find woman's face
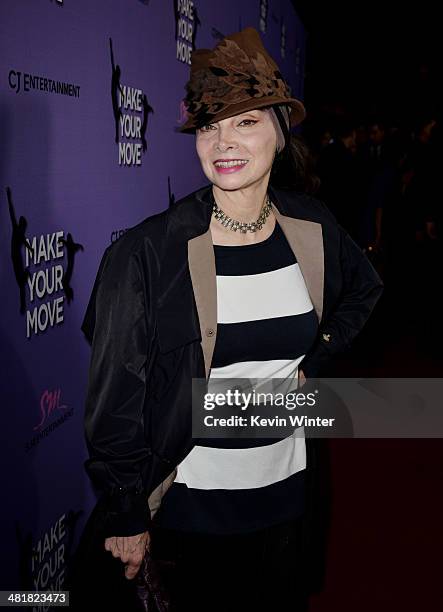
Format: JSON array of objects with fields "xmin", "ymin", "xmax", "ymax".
[{"xmin": 195, "ymin": 108, "xmax": 278, "ymax": 191}]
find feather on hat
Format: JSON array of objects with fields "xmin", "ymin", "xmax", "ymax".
[{"xmin": 178, "ymin": 27, "xmax": 306, "ymax": 133}]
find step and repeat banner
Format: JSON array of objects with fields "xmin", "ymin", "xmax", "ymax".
[{"xmin": 0, "ymin": 0, "xmax": 305, "ymax": 595}]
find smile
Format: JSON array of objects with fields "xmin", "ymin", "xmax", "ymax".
[{"xmin": 213, "ymin": 159, "xmax": 249, "ymax": 173}]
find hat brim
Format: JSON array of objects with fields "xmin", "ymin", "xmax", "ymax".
[{"xmin": 177, "ymin": 96, "xmax": 306, "ymax": 134}]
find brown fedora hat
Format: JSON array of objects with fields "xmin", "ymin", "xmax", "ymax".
[{"xmin": 178, "ymin": 26, "xmax": 306, "ymax": 133}]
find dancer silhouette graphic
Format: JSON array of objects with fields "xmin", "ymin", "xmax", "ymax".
[
  {"xmin": 192, "ymin": 6, "xmax": 201, "ymax": 49},
  {"xmin": 141, "ymin": 94, "xmax": 154, "ymax": 152},
  {"xmin": 15, "ymin": 524, "xmax": 34, "ymax": 590},
  {"xmin": 168, "ymin": 176, "xmax": 176, "ymax": 208},
  {"xmin": 58, "ymin": 233, "xmax": 84, "ymax": 304},
  {"xmin": 6, "ymin": 187, "xmax": 33, "ymax": 315},
  {"xmin": 110, "ymin": 38, "xmax": 124, "ymax": 144}
]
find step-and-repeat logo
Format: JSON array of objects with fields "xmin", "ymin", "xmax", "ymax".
[
  {"xmin": 26, "ymin": 388, "xmax": 73, "ymax": 452},
  {"xmin": 174, "ymin": 0, "xmax": 201, "ymax": 65},
  {"xmin": 110, "ymin": 227, "xmax": 129, "ymax": 244},
  {"xmin": 17, "ymin": 510, "xmax": 82, "ymax": 595},
  {"xmin": 8, "ymin": 69, "xmax": 79, "ymax": 97},
  {"xmin": 259, "ymin": 0, "xmax": 268, "ymax": 33},
  {"xmin": 6, "ymin": 188, "xmax": 83, "ymax": 339},
  {"xmin": 110, "ymin": 38, "xmax": 153, "ymax": 167}
]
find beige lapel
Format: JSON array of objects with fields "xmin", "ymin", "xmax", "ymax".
[
  {"xmin": 187, "ymin": 208, "xmax": 324, "ymax": 379},
  {"xmin": 188, "ymin": 230, "xmax": 217, "ymax": 379},
  {"xmin": 271, "ymin": 204, "xmax": 324, "ymax": 324}
]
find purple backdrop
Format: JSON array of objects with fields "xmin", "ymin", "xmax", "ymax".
[{"xmin": 0, "ymin": 0, "xmax": 305, "ymax": 594}]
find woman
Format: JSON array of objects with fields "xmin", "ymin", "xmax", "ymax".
[{"xmin": 69, "ymin": 27, "xmax": 383, "ymax": 612}]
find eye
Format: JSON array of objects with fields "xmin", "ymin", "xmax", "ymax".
[
  {"xmin": 198, "ymin": 123, "xmax": 216, "ymax": 132},
  {"xmin": 238, "ymin": 119, "xmax": 258, "ymax": 127}
]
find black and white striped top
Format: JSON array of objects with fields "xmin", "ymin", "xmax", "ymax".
[{"xmin": 153, "ymin": 221, "xmax": 319, "ymax": 534}]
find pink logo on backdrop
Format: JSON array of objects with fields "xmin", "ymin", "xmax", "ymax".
[{"xmin": 34, "ymin": 389, "xmax": 69, "ymax": 431}]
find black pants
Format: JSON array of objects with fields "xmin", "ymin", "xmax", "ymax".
[
  {"xmin": 149, "ymin": 515, "xmax": 309, "ymax": 612},
  {"xmin": 67, "ymin": 502, "xmax": 308, "ymax": 612}
]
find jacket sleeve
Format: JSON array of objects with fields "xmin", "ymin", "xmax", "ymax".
[
  {"xmin": 299, "ymin": 222, "xmax": 384, "ymax": 378},
  {"xmin": 81, "ymin": 241, "xmax": 153, "ymax": 537}
]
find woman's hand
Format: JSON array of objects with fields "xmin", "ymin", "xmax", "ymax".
[
  {"xmin": 104, "ymin": 531, "xmax": 151, "ymax": 580},
  {"xmin": 298, "ymin": 368, "xmax": 306, "ymax": 388}
]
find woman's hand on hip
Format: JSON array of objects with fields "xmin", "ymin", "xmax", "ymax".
[{"xmin": 104, "ymin": 531, "xmax": 151, "ymax": 580}]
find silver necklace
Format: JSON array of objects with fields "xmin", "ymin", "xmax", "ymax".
[{"xmin": 212, "ymin": 194, "xmax": 272, "ymax": 233}]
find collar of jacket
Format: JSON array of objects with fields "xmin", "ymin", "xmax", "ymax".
[{"xmin": 157, "ymin": 183, "xmax": 324, "ymax": 379}]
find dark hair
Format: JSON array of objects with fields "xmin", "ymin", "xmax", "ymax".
[{"xmin": 270, "ymin": 134, "xmax": 320, "ymax": 194}]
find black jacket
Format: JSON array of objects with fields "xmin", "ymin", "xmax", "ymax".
[{"xmin": 81, "ymin": 183, "xmax": 384, "ymax": 538}]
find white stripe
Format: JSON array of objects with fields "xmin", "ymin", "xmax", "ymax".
[
  {"xmin": 209, "ymin": 357, "xmax": 304, "ymax": 398},
  {"xmin": 216, "ymin": 263, "xmax": 313, "ymax": 324},
  {"xmin": 175, "ymin": 429, "xmax": 306, "ymax": 490},
  {"xmin": 210, "ymin": 356, "xmax": 305, "ymax": 381}
]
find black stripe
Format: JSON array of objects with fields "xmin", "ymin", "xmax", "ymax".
[
  {"xmin": 214, "ymin": 222, "xmax": 297, "ymax": 275},
  {"xmin": 212, "ymin": 309, "xmax": 318, "ymax": 367},
  {"xmin": 153, "ymin": 470, "xmax": 306, "ymax": 535}
]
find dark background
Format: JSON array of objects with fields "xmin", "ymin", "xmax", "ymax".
[
  {"xmin": 295, "ymin": 0, "xmax": 440, "ymax": 120},
  {"xmin": 289, "ymin": 4, "xmax": 443, "ymax": 611}
]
